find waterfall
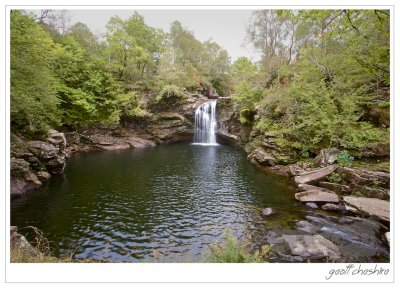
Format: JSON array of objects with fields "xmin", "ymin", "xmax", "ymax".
[{"xmin": 193, "ymin": 100, "xmax": 218, "ymax": 146}]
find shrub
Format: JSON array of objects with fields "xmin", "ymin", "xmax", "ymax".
[
  {"xmin": 336, "ymin": 150, "xmax": 354, "ymax": 167},
  {"xmin": 155, "ymin": 85, "xmax": 186, "ymax": 105},
  {"xmin": 239, "ymin": 109, "xmax": 255, "ymax": 124},
  {"xmin": 326, "ymin": 172, "xmax": 343, "ymax": 183},
  {"xmin": 206, "ymin": 228, "xmax": 270, "ymax": 263}
]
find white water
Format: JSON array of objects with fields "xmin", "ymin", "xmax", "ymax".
[{"xmin": 192, "ymin": 100, "xmax": 218, "ymax": 146}]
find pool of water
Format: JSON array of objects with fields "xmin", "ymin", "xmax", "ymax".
[{"xmin": 11, "ymin": 143, "xmax": 306, "ymax": 262}]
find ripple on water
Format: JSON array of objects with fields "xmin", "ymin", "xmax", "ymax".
[{"xmin": 11, "ymin": 143, "xmax": 387, "ymax": 262}]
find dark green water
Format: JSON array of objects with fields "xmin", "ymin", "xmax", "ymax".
[{"xmin": 11, "ymin": 143, "xmax": 306, "ymax": 262}]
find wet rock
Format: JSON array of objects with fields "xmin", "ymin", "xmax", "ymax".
[
  {"xmin": 314, "ymin": 148, "xmax": 340, "ymax": 166},
  {"xmin": 294, "ymin": 165, "xmax": 337, "ymax": 185},
  {"xmin": 127, "ymin": 136, "xmax": 156, "ymax": 148},
  {"xmin": 45, "ymin": 155, "xmax": 66, "ymax": 174},
  {"xmin": 295, "ymin": 188, "xmax": 339, "ymax": 203},
  {"xmin": 97, "ymin": 144, "xmax": 131, "ymax": 151},
  {"xmin": 337, "ymin": 167, "xmax": 389, "ymax": 189},
  {"xmin": 265, "ymin": 231, "xmax": 284, "ymax": 244},
  {"xmin": 10, "ymin": 157, "xmax": 30, "ymax": 177},
  {"xmin": 353, "ymin": 185, "xmax": 389, "ymax": 200},
  {"xmin": 36, "ymin": 171, "xmax": 51, "ymax": 182},
  {"xmin": 321, "ymin": 203, "xmax": 340, "ymax": 212},
  {"xmin": 318, "ymin": 181, "xmax": 351, "ymax": 194},
  {"xmin": 296, "ymin": 220, "xmax": 319, "ymax": 234},
  {"xmin": 343, "ymin": 196, "xmax": 390, "ymax": 222},
  {"xmin": 262, "ymin": 207, "xmax": 275, "ymax": 217},
  {"xmin": 28, "ymin": 141, "xmax": 58, "ymax": 159},
  {"xmin": 282, "ymin": 234, "xmax": 341, "ymax": 261},
  {"xmin": 305, "ymin": 202, "xmax": 318, "ymax": 209},
  {"xmin": 10, "ymin": 173, "xmax": 42, "ymax": 199}
]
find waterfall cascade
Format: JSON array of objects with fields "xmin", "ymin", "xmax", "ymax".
[{"xmin": 192, "ymin": 100, "xmax": 218, "ymax": 146}]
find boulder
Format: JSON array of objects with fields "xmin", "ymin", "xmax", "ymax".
[
  {"xmin": 249, "ymin": 147, "xmax": 277, "ymax": 166},
  {"xmin": 321, "ymin": 203, "xmax": 340, "ymax": 212},
  {"xmin": 314, "ymin": 148, "xmax": 340, "ymax": 166},
  {"xmin": 47, "ymin": 129, "xmax": 67, "ymax": 152},
  {"xmin": 262, "ymin": 207, "xmax": 275, "ymax": 217},
  {"xmin": 305, "ymin": 202, "xmax": 318, "ymax": 209},
  {"xmin": 295, "ymin": 188, "xmax": 339, "ymax": 203},
  {"xmin": 353, "ymin": 185, "xmax": 389, "ymax": 200},
  {"xmin": 296, "ymin": 220, "xmax": 319, "ymax": 234},
  {"xmin": 282, "ymin": 235, "xmax": 341, "ymax": 261},
  {"xmin": 44, "ymin": 155, "xmax": 66, "ymax": 174},
  {"xmin": 10, "ymin": 173, "xmax": 42, "ymax": 199},
  {"xmin": 36, "ymin": 171, "xmax": 51, "ymax": 182},
  {"xmin": 27, "ymin": 141, "xmax": 58, "ymax": 159},
  {"xmin": 337, "ymin": 167, "xmax": 390, "ymax": 189},
  {"xmin": 318, "ymin": 181, "xmax": 352, "ymax": 194},
  {"xmin": 294, "ymin": 165, "xmax": 337, "ymax": 185},
  {"xmin": 127, "ymin": 136, "xmax": 156, "ymax": 148},
  {"xmin": 10, "ymin": 227, "xmax": 36, "ymax": 256},
  {"xmin": 10, "ymin": 157, "xmax": 30, "ymax": 177},
  {"xmin": 343, "ymin": 196, "xmax": 390, "ymax": 222},
  {"xmin": 288, "ymin": 162, "xmax": 312, "ymax": 177}
]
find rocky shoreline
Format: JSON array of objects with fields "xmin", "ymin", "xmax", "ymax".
[{"xmin": 10, "ymin": 94, "xmax": 390, "ymax": 262}]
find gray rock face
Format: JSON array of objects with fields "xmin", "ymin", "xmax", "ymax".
[
  {"xmin": 262, "ymin": 207, "xmax": 275, "ymax": 216},
  {"xmin": 295, "ymin": 188, "xmax": 339, "ymax": 203},
  {"xmin": 11, "ymin": 226, "xmax": 36, "ymax": 256},
  {"xmin": 127, "ymin": 136, "xmax": 156, "ymax": 148},
  {"xmin": 249, "ymin": 147, "xmax": 276, "ymax": 166},
  {"xmin": 10, "ymin": 173, "xmax": 42, "ymax": 199},
  {"xmin": 294, "ymin": 165, "xmax": 337, "ymax": 184},
  {"xmin": 353, "ymin": 185, "xmax": 389, "ymax": 200},
  {"xmin": 10, "ymin": 157, "xmax": 30, "ymax": 177},
  {"xmin": 343, "ymin": 196, "xmax": 390, "ymax": 221},
  {"xmin": 337, "ymin": 167, "xmax": 390, "ymax": 189},
  {"xmin": 318, "ymin": 181, "xmax": 352, "ymax": 194},
  {"xmin": 321, "ymin": 203, "xmax": 340, "ymax": 212},
  {"xmin": 36, "ymin": 171, "xmax": 51, "ymax": 182},
  {"xmin": 28, "ymin": 141, "xmax": 58, "ymax": 159},
  {"xmin": 314, "ymin": 148, "xmax": 340, "ymax": 166},
  {"xmin": 305, "ymin": 202, "xmax": 318, "ymax": 209},
  {"xmin": 296, "ymin": 220, "xmax": 319, "ymax": 234},
  {"xmin": 282, "ymin": 234, "xmax": 341, "ymax": 260},
  {"xmin": 47, "ymin": 129, "xmax": 67, "ymax": 152}
]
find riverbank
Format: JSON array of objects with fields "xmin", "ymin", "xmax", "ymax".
[{"xmin": 10, "ymin": 94, "xmax": 390, "ymax": 263}]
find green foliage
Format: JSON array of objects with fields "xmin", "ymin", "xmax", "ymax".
[
  {"xmin": 207, "ymin": 228, "xmax": 270, "ymax": 263},
  {"xmin": 155, "ymin": 85, "xmax": 186, "ymax": 105},
  {"xmin": 326, "ymin": 172, "xmax": 343, "ymax": 183},
  {"xmin": 336, "ymin": 150, "xmax": 355, "ymax": 167},
  {"xmin": 239, "ymin": 109, "xmax": 255, "ymax": 125},
  {"xmin": 10, "ymin": 10, "xmax": 61, "ymax": 134},
  {"xmin": 352, "ymin": 191, "xmax": 365, "ymax": 198}
]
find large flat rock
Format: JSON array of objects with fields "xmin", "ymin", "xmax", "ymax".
[
  {"xmin": 282, "ymin": 234, "xmax": 340, "ymax": 260},
  {"xmin": 295, "ymin": 187, "xmax": 339, "ymax": 203},
  {"xmin": 294, "ymin": 165, "xmax": 337, "ymax": 184},
  {"xmin": 343, "ymin": 196, "xmax": 390, "ymax": 222}
]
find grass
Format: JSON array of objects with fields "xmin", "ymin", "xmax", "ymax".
[
  {"xmin": 11, "ymin": 226, "xmax": 271, "ymax": 263},
  {"xmin": 205, "ymin": 228, "xmax": 271, "ymax": 263},
  {"xmin": 10, "ymin": 226, "xmax": 98, "ymax": 263}
]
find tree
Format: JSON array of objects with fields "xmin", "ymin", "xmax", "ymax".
[
  {"xmin": 105, "ymin": 13, "xmax": 164, "ymax": 86},
  {"xmin": 10, "ymin": 10, "xmax": 61, "ymax": 134}
]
